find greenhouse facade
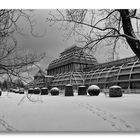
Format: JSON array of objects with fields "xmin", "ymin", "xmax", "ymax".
[
  {"xmin": 31, "ymin": 45, "xmax": 140, "ymax": 94},
  {"xmin": 48, "ymin": 55, "xmax": 140, "ymax": 93},
  {"xmin": 46, "ymin": 45, "xmax": 97, "ymax": 91},
  {"xmin": 84, "ymin": 56, "xmax": 140, "ymax": 93}
]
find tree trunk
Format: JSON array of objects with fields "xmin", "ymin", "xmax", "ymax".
[{"xmin": 119, "ymin": 9, "xmax": 140, "ymax": 59}]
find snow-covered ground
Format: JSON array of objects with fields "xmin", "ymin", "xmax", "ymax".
[{"xmin": 0, "ymin": 91, "xmax": 140, "ymax": 132}]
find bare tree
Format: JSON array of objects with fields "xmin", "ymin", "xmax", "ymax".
[
  {"xmin": 0, "ymin": 10, "xmax": 45, "ymax": 84},
  {"xmin": 46, "ymin": 9, "xmax": 140, "ymax": 60}
]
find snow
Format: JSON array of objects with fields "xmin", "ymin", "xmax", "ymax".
[
  {"xmin": 88, "ymin": 85, "xmax": 100, "ymax": 90},
  {"xmin": 42, "ymin": 87, "xmax": 48, "ymax": 89},
  {"xmin": 0, "ymin": 91, "xmax": 140, "ymax": 132},
  {"xmin": 50, "ymin": 87, "xmax": 59, "ymax": 91},
  {"xmin": 109, "ymin": 85, "xmax": 122, "ymax": 89}
]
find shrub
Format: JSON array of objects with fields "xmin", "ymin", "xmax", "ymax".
[
  {"xmin": 34, "ymin": 87, "xmax": 41, "ymax": 95},
  {"xmin": 50, "ymin": 87, "xmax": 59, "ymax": 96},
  {"xmin": 41, "ymin": 87, "xmax": 48, "ymax": 95},
  {"xmin": 28, "ymin": 88, "xmax": 34, "ymax": 94},
  {"xmin": 87, "ymin": 85, "xmax": 100, "ymax": 96},
  {"xmin": 65, "ymin": 84, "xmax": 74, "ymax": 96},
  {"xmin": 109, "ymin": 85, "xmax": 123, "ymax": 97},
  {"xmin": 78, "ymin": 86, "xmax": 87, "ymax": 95}
]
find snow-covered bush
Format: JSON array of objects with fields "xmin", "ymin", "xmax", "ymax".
[
  {"xmin": 34, "ymin": 87, "xmax": 41, "ymax": 95},
  {"xmin": 28, "ymin": 88, "xmax": 34, "ymax": 94},
  {"xmin": 78, "ymin": 86, "xmax": 87, "ymax": 95},
  {"xmin": 65, "ymin": 84, "xmax": 74, "ymax": 96},
  {"xmin": 87, "ymin": 85, "xmax": 100, "ymax": 96},
  {"xmin": 109, "ymin": 85, "xmax": 122, "ymax": 97},
  {"xmin": 41, "ymin": 87, "xmax": 48, "ymax": 95},
  {"xmin": 19, "ymin": 88, "xmax": 24, "ymax": 94},
  {"xmin": 50, "ymin": 87, "xmax": 59, "ymax": 96}
]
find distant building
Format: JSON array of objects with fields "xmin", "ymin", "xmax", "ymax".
[
  {"xmin": 28, "ymin": 70, "xmax": 54, "ymax": 89},
  {"xmin": 46, "ymin": 45, "xmax": 98, "ymax": 91},
  {"xmin": 47, "ymin": 45, "xmax": 97, "ymax": 75},
  {"xmin": 84, "ymin": 56, "xmax": 140, "ymax": 93},
  {"xmin": 31, "ymin": 45, "xmax": 140, "ymax": 94}
]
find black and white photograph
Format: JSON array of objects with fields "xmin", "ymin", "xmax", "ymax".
[{"xmin": 1, "ymin": 2, "xmax": 140, "ymax": 135}]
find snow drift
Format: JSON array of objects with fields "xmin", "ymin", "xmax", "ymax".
[{"xmin": 0, "ymin": 91, "xmax": 140, "ymax": 132}]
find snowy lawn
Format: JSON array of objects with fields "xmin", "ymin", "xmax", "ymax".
[{"xmin": 0, "ymin": 92, "xmax": 140, "ymax": 132}]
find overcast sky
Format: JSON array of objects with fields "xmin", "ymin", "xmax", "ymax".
[{"xmin": 15, "ymin": 10, "xmax": 135, "ymax": 73}]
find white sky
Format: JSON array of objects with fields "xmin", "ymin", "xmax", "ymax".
[{"xmin": 14, "ymin": 10, "xmax": 135, "ymax": 69}]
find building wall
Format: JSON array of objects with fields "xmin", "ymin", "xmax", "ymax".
[
  {"xmin": 48, "ymin": 62, "xmax": 88, "ymax": 75},
  {"xmin": 84, "ymin": 57, "xmax": 140, "ymax": 93},
  {"xmin": 47, "ymin": 46, "xmax": 97, "ymax": 75},
  {"xmin": 48, "ymin": 55, "xmax": 140, "ymax": 94},
  {"xmin": 46, "ymin": 45, "xmax": 140, "ymax": 93},
  {"xmin": 50, "ymin": 72, "xmax": 84, "ymax": 92}
]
